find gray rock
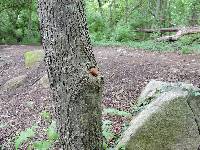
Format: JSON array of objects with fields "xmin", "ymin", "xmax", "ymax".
[
  {"xmin": 116, "ymin": 80, "xmax": 200, "ymax": 150},
  {"xmin": 2, "ymin": 75, "xmax": 27, "ymax": 91},
  {"xmin": 39, "ymin": 74, "xmax": 49, "ymax": 88}
]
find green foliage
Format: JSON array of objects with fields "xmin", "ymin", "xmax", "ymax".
[
  {"xmin": 1, "ymin": 0, "xmax": 200, "ymax": 52},
  {"xmin": 14, "ymin": 111, "xmax": 58, "ymax": 150},
  {"xmin": 181, "ymin": 46, "xmax": 192, "ymax": 54},
  {"xmin": 117, "ymin": 144, "xmax": 126, "ymax": 150},
  {"xmin": 113, "ymin": 25, "xmax": 135, "ymax": 42},
  {"xmin": 102, "ymin": 109, "xmax": 132, "ymax": 149},
  {"xmin": 15, "ymin": 126, "xmax": 37, "ymax": 150},
  {"xmin": 103, "ymin": 108, "xmax": 132, "ymax": 117},
  {"xmin": 177, "ymin": 33, "xmax": 200, "ymax": 54},
  {"xmin": 102, "ymin": 120, "xmax": 115, "ymax": 143},
  {"xmin": 46, "ymin": 121, "xmax": 59, "ymax": 141},
  {"xmin": 40, "ymin": 111, "xmax": 51, "ymax": 122},
  {"xmin": 32, "ymin": 141, "xmax": 52, "ymax": 150},
  {"xmin": 0, "ymin": 0, "xmax": 40, "ymax": 44}
]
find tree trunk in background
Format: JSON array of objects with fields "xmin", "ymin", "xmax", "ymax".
[
  {"xmin": 189, "ymin": 0, "xmax": 199, "ymax": 26},
  {"xmin": 149, "ymin": 0, "xmax": 168, "ymax": 28},
  {"xmin": 28, "ymin": 0, "xmax": 33, "ymax": 39},
  {"xmin": 97, "ymin": 0, "xmax": 104, "ymax": 17},
  {"xmin": 109, "ymin": 0, "xmax": 114, "ymax": 28},
  {"xmin": 125, "ymin": 0, "xmax": 128, "ymax": 23},
  {"xmin": 38, "ymin": 0, "xmax": 103, "ymax": 149}
]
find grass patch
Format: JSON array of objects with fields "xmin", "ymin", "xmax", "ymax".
[
  {"xmin": 93, "ymin": 38, "xmax": 200, "ymax": 53},
  {"xmin": 93, "ymin": 40, "xmax": 176, "ymax": 52}
]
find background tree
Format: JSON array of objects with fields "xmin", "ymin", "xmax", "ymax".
[
  {"xmin": 0, "ymin": 0, "xmax": 200, "ymax": 44},
  {"xmin": 38, "ymin": 0, "xmax": 103, "ymax": 149}
]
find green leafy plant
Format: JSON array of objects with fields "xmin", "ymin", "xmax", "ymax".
[
  {"xmin": 30, "ymin": 121, "xmax": 58, "ymax": 150},
  {"xmin": 14, "ymin": 111, "xmax": 59, "ymax": 150},
  {"xmin": 40, "ymin": 111, "xmax": 51, "ymax": 121},
  {"xmin": 117, "ymin": 143, "xmax": 126, "ymax": 150},
  {"xmin": 103, "ymin": 108, "xmax": 132, "ymax": 118},
  {"xmin": 102, "ymin": 120, "xmax": 114, "ymax": 149},
  {"xmin": 102, "ymin": 120, "xmax": 115, "ymax": 142},
  {"xmin": 32, "ymin": 141, "xmax": 52, "ymax": 150},
  {"xmin": 46, "ymin": 120, "xmax": 59, "ymax": 141},
  {"xmin": 190, "ymin": 90, "xmax": 200, "ymax": 97},
  {"xmin": 181, "ymin": 46, "xmax": 192, "ymax": 54},
  {"xmin": 15, "ymin": 126, "xmax": 38, "ymax": 150}
]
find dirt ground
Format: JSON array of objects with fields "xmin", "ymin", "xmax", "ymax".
[{"xmin": 1, "ymin": 45, "xmax": 200, "ymax": 149}]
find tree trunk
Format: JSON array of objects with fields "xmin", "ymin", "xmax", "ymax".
[
  {"xmin": 28, "ymin": 0, "xmax": 33, "ymax": 39},
  {"xmin": 37, "ymin": 0, "xmax": 103, "ymax": 149},
  {"xmin": 97, "ymin": 0, "xmax": 104, "ymax": 17},
  {"xmin": 109, "ymin": 0, "xmax": 114, "ymax": 28},
  {"xmin": 136, "ymin": 27, "xmax": 180, "ymax": 33},
  {"xmin": 125, "ymin": 0, "xmax": 128, "ymax": 23},
  {"xmin": 189, "ymin": 0, "xmax": 199, "ymax": 26},
  {"xmin": 157, "ymin": 27, "xmax": 200, "ymax": 41}
]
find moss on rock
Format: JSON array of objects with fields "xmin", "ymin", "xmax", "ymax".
[
  {"xmin": 2, "ymin": 75, "xmax": 27, "ymax": 91},
  {"xmin": 116, "ymin": 80, "xmax": 200, "ymax": 150},
  {"xmin": 24, "ymin": 50, "xmax": 44, "ymax": 68},
  {"xmin": 126, "ymin": 96, "xmax": 200, "ymax": 150}
]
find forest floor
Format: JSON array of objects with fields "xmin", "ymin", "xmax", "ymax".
[{"xmin": 1, "ymin": 45, "xmax": 200, "ymax": 149}]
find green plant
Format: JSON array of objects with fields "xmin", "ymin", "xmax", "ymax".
[
  {"xmin": 102, "ymin": 120, "xmax": 114, "ymax": 140},
  {"xmin": 32, "ymin": 141, "xmax": 52, "ymax": 150},
  {"xmin": 103, "ymin": 108, "xmax": 132, "ymax": 118},
  {"xmin": 102, "ymin": 120, "xmax": 115, "ymax": 149},
  {"xmin": 30, "ymin": 120, "xmax": 59, "ymax": 150},
  {"xmin": 117, "ymin": 143, "xmax": 126, "ymax": 150},
  {"xmin": 15, "ymin": 126, "xmax": 38, "ymax": 150},
  {"xmin": 181, "ymin": 46, "xmax": 192, "ymax": 54},
  {"xmin": 14, "ymin": 110, "xmax": 58, "ymax": 150},
  {"xmin": 113, "ymin": 25, "xmax": 135, "ymax": 42},
  {"xmin": 40, "ymin": 111, "xmax": 51, "ymax": 121},
  {"xmin": 15, "ymin": 121, "xmax": 58, "ymax": 150},
  {"xmin": 46, "ymin": 120, "xmax": 59, "ymax": 141}
]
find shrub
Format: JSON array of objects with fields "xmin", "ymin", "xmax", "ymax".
[{"xmin": 113, "ymin": 25, "xmax": 135, "ymax": 42}]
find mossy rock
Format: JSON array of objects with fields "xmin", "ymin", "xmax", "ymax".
[
  {"xmin": 2, "ymin": 75, "xmax": 27, "ymax": 91},
  {"xmin": 24, "ymin": 50, "xmax": 44, "ymax": 68},
  {"xmin": 132, "ymin": 80, "xmax": 198, "ymax": 114},
  {"xmin": 116, "ymin": 81, "xmax": 200, "ymax": 150}
]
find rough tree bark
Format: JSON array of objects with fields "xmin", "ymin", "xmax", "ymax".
[{"xmin": 38, "ymin": 0, "xmax": 103, "ymax": 149}]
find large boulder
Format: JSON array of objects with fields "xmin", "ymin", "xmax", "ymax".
[{"xmin": 116, "ymin": 80, "xmax": 200, "ymax": 150}]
